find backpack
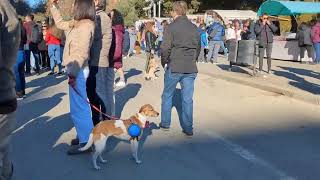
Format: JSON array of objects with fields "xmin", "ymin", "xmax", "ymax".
[{"xmin": 30, "ymin": 24, "xmax": 42, "ymax": 44}]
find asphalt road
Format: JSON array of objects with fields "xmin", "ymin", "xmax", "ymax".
[{"xmin": 12, "ymin": 55, "xmax": 320, "ymax": 180}]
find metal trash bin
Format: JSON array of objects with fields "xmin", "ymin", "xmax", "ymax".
[
  {"xmin": 227, "ymin": 39, "xmax": 238, "ymax": 63},
  {"xmin": 228, "ymin": 40, "xmax": 258, "ymax": 75}
]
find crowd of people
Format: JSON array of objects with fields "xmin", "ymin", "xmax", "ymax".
[
  {"xmin": 296, "ymin": 19, "xmax": 320, "ymax": 64},
  {"xmin": 2, "ymin": 0, "xmax": 200, "ymax": 177},
  {"xmin": 1, "ymin": 0, "xmax": 320, "ymax": 178},
  {"xmin": 13, "ymin": 14, "xmax": 66, "ymax": 99}
]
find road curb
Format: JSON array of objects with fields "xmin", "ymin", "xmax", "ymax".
[{"xmin": 203, "ymin": 72, "xmax": 320, "ymax": 106}]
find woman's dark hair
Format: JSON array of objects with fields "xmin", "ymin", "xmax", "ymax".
[
  {"xmin": 73, "ymin": 0, "xmax": 95, "ymax": 21},
  {"xmin": 162, "ymin": 20, "xmax": 169, "ymax": 30},
  {"xmin": 96, "ymin": 0, "xmax": 107, "ymax": 11},
  {"xmin": 299, "ymin": 22, "xmax": 308, "ymax": 29},
  {"xmin": 310, "ymin": 19, "xmax": 317, "ymax": 26},
  {"xmin": 111, "ymin": 9, "xmax": 124, "ymax": 26}
]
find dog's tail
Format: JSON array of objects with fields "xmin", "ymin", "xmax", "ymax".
[{"xmin": 79, "ymin": 133, "xmax": 94, "ymax": 151}]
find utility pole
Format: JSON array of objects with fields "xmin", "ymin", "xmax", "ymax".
[
  {"xmin": 153, "ymin": 1, "xmax": 156, "ymax": 18},
  {"xmin": 158, "ymin": 0, "xmax": 162, "ymax": 18}
]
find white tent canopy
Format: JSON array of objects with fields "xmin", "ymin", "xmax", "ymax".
[{"xmin": 205, "ymin": 10, "xmax": 258, "ymax": 24}]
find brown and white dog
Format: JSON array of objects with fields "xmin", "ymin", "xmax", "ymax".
[{"xmin": 79, "ymin": 104, "xmax": 159, "ymax": 170}]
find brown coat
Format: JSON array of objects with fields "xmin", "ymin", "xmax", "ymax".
[
  {"xmin": 50, "ymin": 6, "xmax": 95, "ymax": 77},
  {"xmin": 90, "ymin": 10, "xmax": 112, "ymax": 67},
  {"xmin": 0, "ymin": 0, "xmax": 20, "ymax": 114}
]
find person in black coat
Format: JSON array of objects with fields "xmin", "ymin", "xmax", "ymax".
[
  {"xmin": 160, "ymin": 1, "xmax": 201, "ymax": 136},
  {"xmin": 122, "ymin": 27, "xmax": 130, "ymax": 57},
  {"xmin": 296, "ymin": 22, "xmax": 315, "ymax": 63},
  {"xmin": 255, "ymin": 14, "xmax": 278, "ymax": 74}
]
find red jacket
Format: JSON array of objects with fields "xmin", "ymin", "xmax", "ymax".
[
  {"xmin": 45, "ymin": 30, "xmax": 61, "ymax": 45},
  {"xmin": 109, "ymin": 24, "xmax": 124, "ymax": 69}
]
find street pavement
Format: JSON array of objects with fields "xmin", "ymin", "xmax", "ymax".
[
  {"xmin": 12, "ymin": 55, "xmax": 320, "ymax": 180},
  {"xmin": 199, "ymin": 57, "xmax": 320, "ymax": 105}
]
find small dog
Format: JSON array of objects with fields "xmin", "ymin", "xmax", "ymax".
[
  {"xmin": 145, "ymin": 53, "xmax": 159, "ymax": 81},
  {"xmin": 79, "ymin": 104, "xmax": 159, "ymax": 170}
]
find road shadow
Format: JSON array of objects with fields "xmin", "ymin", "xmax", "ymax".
[
  {"xmin": 26, "ymin": 74, "xmax": 68, "ymax": 97},
  {"xmin": 115, "ymin": 83, "xmax": 142, "ymax": 118},
  {"xmin": 124, "ymin": 68, "xmax": 142, "ymax": 81},
  {"xmin": 139, "ymin": 122, "xmax": 160, "ymax": 150},
  {"xmin": 273, "ymin": 69, "xmax": 320, "ymax": 95},
  {"xmin": 278, "ymin": 66, "xmax": 320, "ymax": 80},
  {"xmin": 217, "ymin": 64, "xmax": 251, "ymax": 76},
  {"xmin": 172, "ymin": 88, "xmax": 191, "ymax": 130},
  {"xmin": 115, "ymin": 68, "xmax": 142, "ymax": 83},
  {"xmin": 13, "ymin": 117, "xmax": 320, "ymax": 180},
  {"xmin": 12, "ymin": 112, "xmax": 85, "ymax": 180},
  {"xmin": 15, "ymin": 93, "xmax": 66, "ymax": 132}
]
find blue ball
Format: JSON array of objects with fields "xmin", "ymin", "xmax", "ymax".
[{"xmin": 128, "ymin": 124, "xmax": 141, "ymax": 137}]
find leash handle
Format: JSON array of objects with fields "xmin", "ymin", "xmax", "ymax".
[{"xmin": 70, "ymin": 85, "xmax": 120, "ymax": 120}]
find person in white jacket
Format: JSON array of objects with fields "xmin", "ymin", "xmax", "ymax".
[
  {"xmin": 225, "ymin": 20, "xmax": 242, "ymax": 53},
  {"xmin": 226, "ymin": 20, "xmax": 242, "ymax": 41}
]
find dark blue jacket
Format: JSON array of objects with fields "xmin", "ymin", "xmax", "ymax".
[
  {"xmin": 122, "ymin": 30, "xmax": 130, "ymax": 54},
  {"xmin": 207, "ymin": 22, "xmax": 225, "ymax": 41}
]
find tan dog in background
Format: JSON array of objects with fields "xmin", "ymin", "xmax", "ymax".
[
  {"xmin": 145, "ymin": 53, "xmax": 159, "ymax": 80},
  {"xmin": 79, "ymin": 104, "xmax": 159, "ymax": 170}
]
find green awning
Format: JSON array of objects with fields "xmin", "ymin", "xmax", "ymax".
[{"xmin": 258, "ymin": 0, "xmax": 320, "ymax": 16}]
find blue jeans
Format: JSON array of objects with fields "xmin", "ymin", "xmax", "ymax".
[
  {"xmin": 161, "ymin": 69, "xmax": 197, "ymax": 133},
  {"xmin": 220, "ymin": 41, "xmax": 228, "ymax": 55},
  {"xmin": 141, "ymin": 40, "xmax": 146, "ymax": 51},
  {"xmin": 25, "ymin": 49, "xmax": 40, "ymax": 74},
  {"xmin": 314, "ymin": 42, "xmax": 320, "ymax": 63},
  {"xmin": 14, "ymin": 50, "xmax": 26, "ymax": 93},
  {"xmin": 69, "ymin": 68, "xmax": 94, "ymax": 143},
  {"xmin": 96, "ymin": 67, "xmax": 115, "ymax": 117},
  {"xmin": 48, "ymin": 44, "xmax": 62, "ymax": 73},
  {"xmin": 157, "ymin": 41, "xmax": 162, "ymax": 57},
  {"xmin": 207, "ymin": 41, "xmax": 222, "ymax": 62}
]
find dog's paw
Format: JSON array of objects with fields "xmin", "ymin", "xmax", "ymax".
[
  {"xmin": 99, "ymin": 156, "xmax": 107, "ymax": 164},
  {"xmin": 94, "ymin": 166, "xmax": 101, "ymax": 170},
  {"xmin": 100, "ymin": 159, "xmax": 108, "ymax": 164},
  {"xmin": 135, "ymin": 160, "xmax": 142, "ymax": 164}
]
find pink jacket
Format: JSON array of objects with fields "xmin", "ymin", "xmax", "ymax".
[{"xmin": 311, "ymin": 23, "xmax": 320, "ymax": 43}]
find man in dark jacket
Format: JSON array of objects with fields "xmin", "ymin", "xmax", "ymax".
[
  {"xmin": 122, "ymin": 27, "xmax": 130, "ymax": 57},
  {"xmin": 0, "ymin": 0, "xmax": 20, "ymax": 179},
  {"xmin": 255, "ymin": 14, "xmax": 278, "ymax": 74},
  {"xmin": 296, "ymin": 22, "xmax": 315, "ymax": 63},
  {"xmin": 23, "ymin": 14, "xmax": 41, "ymax": 75},
  {"xmin": 160, "ymin": 1, "xmax": 201, "ymax": 136}
]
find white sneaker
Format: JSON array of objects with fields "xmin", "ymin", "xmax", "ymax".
[{"xmin": 115, "ymin": 81, "xmax": 126, "ymax": 87}]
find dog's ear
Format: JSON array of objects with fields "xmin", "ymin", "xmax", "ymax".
[{"xmin": 139, "ymin": 104, "xmax": 153, "ymax": 113}]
